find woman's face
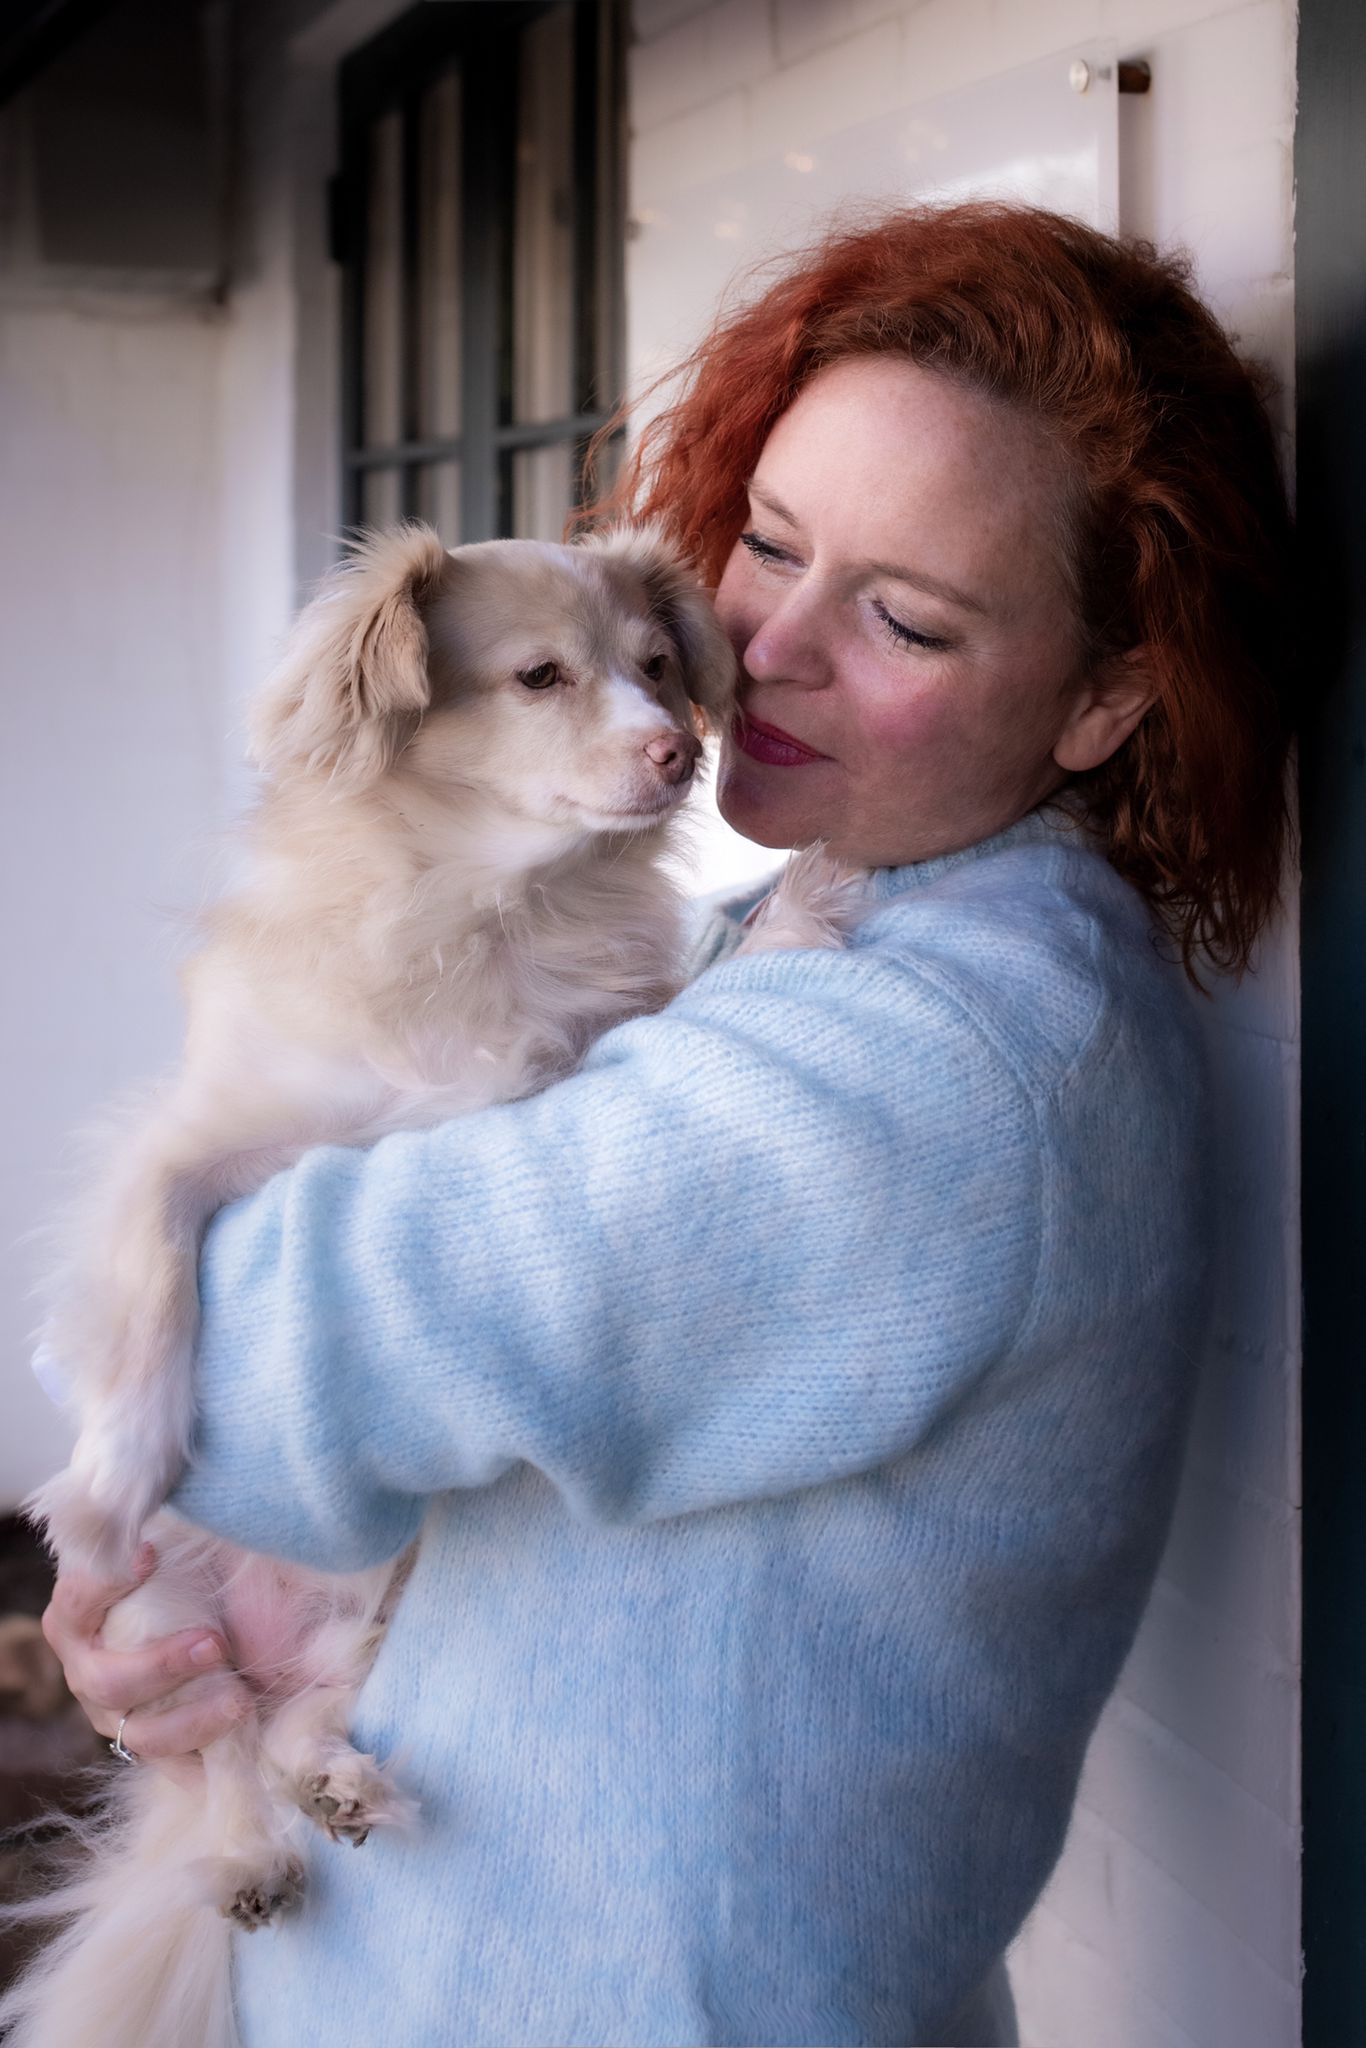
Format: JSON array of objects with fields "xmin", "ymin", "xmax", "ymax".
[{"xmin": 712, "ymin": 355, "xmax": 1145, "ymax": 868}]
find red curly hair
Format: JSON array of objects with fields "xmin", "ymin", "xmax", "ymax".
[{"xmin": 579, "ymin": 201, "xmax": 1293, "ymax": 984}]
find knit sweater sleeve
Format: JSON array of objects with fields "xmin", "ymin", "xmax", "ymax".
[{"xmin": 171, "ymin": 936, "xmax": 1046, "ymax": 1571}]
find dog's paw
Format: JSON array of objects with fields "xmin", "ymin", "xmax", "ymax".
[
  {"xmin": 210, "ymin": 1853, "xmax": 306, "ymax": 1930},
  {"xmin": 736, "ymin": 845, "xmax": 871, "ymax": 957},
  {"xmin": 296, "ymin": 1757, "xmax": 415, "ymax": 1846}
]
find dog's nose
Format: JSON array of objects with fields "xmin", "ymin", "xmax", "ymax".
[{"xmin": 643, "ymin": 731, "xmax": 701, "ymax": 785}]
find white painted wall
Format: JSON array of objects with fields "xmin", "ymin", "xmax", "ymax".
[
  {"xmin": 0, "ymin": 0, "xmax": 402, "ymax": 1504},
  {"xmin": 626, "ymin": 2, "xmax": 1300, "ymax": 2044},
  {"xmin": 0, "ymin": 295, "xmax": 227, "ymax": 1503}
]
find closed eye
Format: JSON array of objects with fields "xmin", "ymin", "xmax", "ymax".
[
  {"xmin": 871, "ymin": 600, "xmax": 950, "ymax": 654},
  {"xmin": 739, "ymin": 529, "xmax": 793, "ymax": 567},
  {"xmin": 743, "ymin": 530, "xmax": 950, "ymax": 653}
]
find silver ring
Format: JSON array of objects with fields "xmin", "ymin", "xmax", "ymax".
[{"xmin": 109, "ymin": 1714, "xmax": 139, "ymax": 1764}]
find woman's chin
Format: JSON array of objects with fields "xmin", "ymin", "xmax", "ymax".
[{"xmin": 716, "ymin": 757, "xmax": 813, "ymax": 850}]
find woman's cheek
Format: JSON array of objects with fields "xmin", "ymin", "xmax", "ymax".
[{"xmin": 859, "ymin": 682, "xmax": 960, "ymax": 767}]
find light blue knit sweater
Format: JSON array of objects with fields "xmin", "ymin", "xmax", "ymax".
[{"xmin": 172, "ymin": 804, "xmax": 1213, "ymax": 2048}]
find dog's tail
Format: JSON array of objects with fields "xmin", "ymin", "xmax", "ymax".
[{"xmin": 0, "ymin": 1767, "xmax": 242, "ymax": 2048}]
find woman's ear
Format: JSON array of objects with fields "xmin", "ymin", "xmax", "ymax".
[
  {"xmin": 585, "ymin": 523, "xmax": 738, "ymax": 730},
  {"xmin": 1052, "ymin": 648, "xmax": 1158, "ymax": 774},
  {"xmin": 249, "ymin": 524, "xmax": 453, "ymax": 785}
]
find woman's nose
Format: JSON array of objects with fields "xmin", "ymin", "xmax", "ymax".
[{"xmin": 742, "ymin": 584, "xmax": 830, "ymax": 689}]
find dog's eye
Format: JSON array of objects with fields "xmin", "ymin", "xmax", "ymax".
[
  {"xmin": 518, "ymin": 661, "xmax": 560, "ymax": 691},
  {"xmin": 642, "ymin": 653, "xmax": 669, "ymax": 682}
]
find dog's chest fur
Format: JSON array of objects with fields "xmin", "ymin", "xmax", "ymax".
[{"xmin": 187, "ymin": 812, "xmax": 687, "ymax": 1147}]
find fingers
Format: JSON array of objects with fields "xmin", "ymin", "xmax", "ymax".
[
  {"xmin": 67, "ymin": 1626, "xmax": 234, "ymax": 1718},
  {"xmin": 42, "ymin": 1547, "xmax": 240, "ymax": 1761},
  {"xmin": 42, "ymin": 1542, "xmax": 156, "ymax": 1650},
  {"xmin": 90, "ymin": 1674, "xmax": 253, "ymax": 1764},
  {"xmin": 42, "ymin": 1547, "xmax": 250, "ymax": 1767}
]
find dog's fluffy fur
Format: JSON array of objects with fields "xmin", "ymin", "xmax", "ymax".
[{"xmin": 3, "ymin": 521, "xmax": 752, "ymax": 2048}]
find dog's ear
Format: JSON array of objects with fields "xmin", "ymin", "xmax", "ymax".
[
  {"xmin": 249, "ymin": 524, "xmax": 453, "ymax": 785},
  {"xmin": 584, "ymin": 523, "xmax": 737, "ymax": 730}
]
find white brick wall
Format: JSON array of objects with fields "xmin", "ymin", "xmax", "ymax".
[{"xmin": 626, "ymin": 3, "xmax": 1300, "ymax": 2042}]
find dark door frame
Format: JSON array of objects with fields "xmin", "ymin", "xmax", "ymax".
[{"xmin": 1297, "ymin": 0, "xmax": 1366, "ymax": 2035}]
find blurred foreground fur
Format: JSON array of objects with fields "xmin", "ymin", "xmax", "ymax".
[{"xmin": 0, "ymin": 1526, "xmax": 102, "ymax": 2006}]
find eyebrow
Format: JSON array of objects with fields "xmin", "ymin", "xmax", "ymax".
[{"xmin": 746, "ymin": 479, "xmax": 989, "ymax": 616}]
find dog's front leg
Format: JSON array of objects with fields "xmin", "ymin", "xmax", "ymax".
[
  {"xmin": 33, "ymin": 1134, "xmax": 212, "ymax": 1573},
  {"xmin": 34, "ymin": 1121, "xmax": 314, "ymax": 1573}
]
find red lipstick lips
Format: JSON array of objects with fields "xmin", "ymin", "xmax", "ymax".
[{"xmin": 733, "ymin": 713, "xmax": 828, "ymax": 767}]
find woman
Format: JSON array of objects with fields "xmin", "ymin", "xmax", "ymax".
[{"xmin": 41, "ymin": 202, "xmax": 1292, "ymax": 2047}]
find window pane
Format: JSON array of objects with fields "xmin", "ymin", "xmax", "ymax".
[
  {"xmin": 587, "ymin": 8, "xmax": 620, "ymax": 410},
  {"xmin": 512, "ymin": 443, "xmax": 575, "ymax": 542},
  {"xmin": 416, "ymin": 462, "xmax": 461, "ymax": 543},
  {"xmin": 582, "ymin": 426, "xmax": 623, "ymax": 508},
  {"xmin": 361, "ymin": 466, "xmax": 403, "ymax": 528},
  {"xmin": 417, "ymin": 70, "xmax": 461, "ymax": 441},
  {"xmin": 513, "ymin": 5, "xmax": 576, "ymax": 425},
  {"xmin": 362, "ymin": 110, "xmax": 403, "ymax": 450}
]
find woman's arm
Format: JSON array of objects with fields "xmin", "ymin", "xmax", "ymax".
[{"xmin": 172, "ymin": 939, "xmax": 1043, "ymax": 1571}]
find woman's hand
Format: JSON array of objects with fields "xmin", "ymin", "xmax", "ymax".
[{"xmin": 41, "ymin": 1545, "xmax": 252, "ymax": 1776}]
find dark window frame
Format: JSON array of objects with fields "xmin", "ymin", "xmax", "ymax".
[{"xmin": 333, "ymin": 0, "xmax": 624, "ymax": 542}]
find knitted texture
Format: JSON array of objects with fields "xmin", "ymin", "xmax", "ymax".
[{"xmin": 172, "ymin": 805, "xmax": 1213, "ymax": 2048}]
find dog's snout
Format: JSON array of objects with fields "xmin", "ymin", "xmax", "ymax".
[{"xmin": 644, "ymin": 730, "xmax": 701, "ymax": 785}]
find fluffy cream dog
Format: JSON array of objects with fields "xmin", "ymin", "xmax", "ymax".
[{"xmin": 4, "ymin": 521, "xmax": 747, "ymax": 2048}]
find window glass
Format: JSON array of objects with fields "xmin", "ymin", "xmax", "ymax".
[
  {"xmin": 513, "ymin": 6, "xmax": 576, "ymax": 426},
  {"xmin": 417, "ymin": 462, "xmax": 461, "ymax": 542},
  {"xmin": 361, "ymin": 467, "xmax": 403, "ymax": 527},
  {"xmin": 511, "ymin": 444, "xmax": 576, "ymax": 544},
  {"xmin": 341, "ymin": 3, "xmax": 620, "ymax": 540},
  {"xmin": 362, "ymin": 110, "xmax": 403, "ymax": 451},
  {"xmin": 417, "ymin": 70, "xmax": 461, "ymax": 442}
]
